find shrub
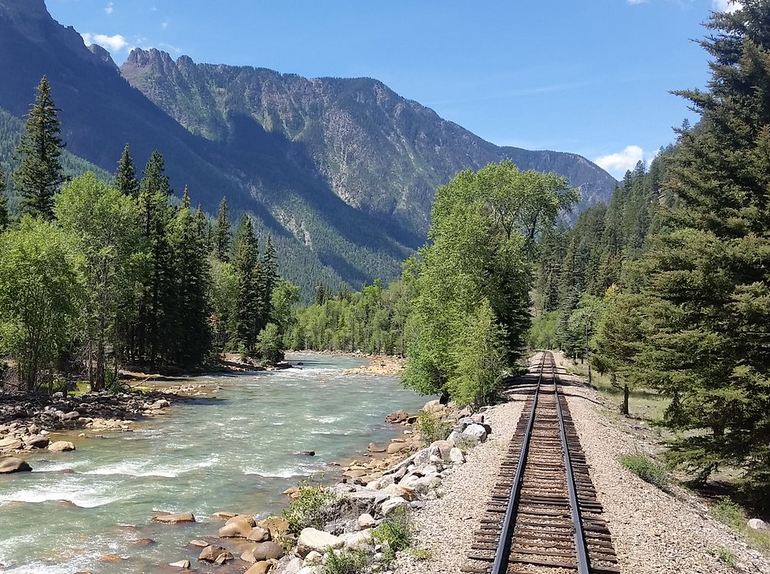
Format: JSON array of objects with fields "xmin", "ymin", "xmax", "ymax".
[
  {"xmin": 373, "ymin": 507, "xmax": 412, "ymax": 563},
  {"xmin": 619, "ymin": 453, "xmax": 669, "ymax": 490},
  {"xmin": 322, "ymin": 549, "xmax": 370, "ymax": 574},
  {"xmin": 708, "ymin": 546, "xmax": 737, "ymax": 567},
  {"xmin": 712, "ymin": 499, "xmax": 744, "ymax": 528},
  {"xmin": 409, "ymin": 547, "xmax": 432, "ymax": 561},
  {"xmin": 282, "ymin": 486, "xmax": 336, "ymax": 535},
  {"xmin": 416, "ymin": 410, "xmax": 450, "ymax": 445}
]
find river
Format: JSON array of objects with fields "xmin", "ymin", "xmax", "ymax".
[{"xmin": 0, "ymin": 354, "xmax": 426, "ymax": 573}]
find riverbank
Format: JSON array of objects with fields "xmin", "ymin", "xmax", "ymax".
[{"xmin": 286, "ymin": 351, "xmax": 405, "ymax": 376}]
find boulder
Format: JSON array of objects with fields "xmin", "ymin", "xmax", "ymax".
[
  {"xmin": 471, "ymin": 413, "xmax": 485, "ymax": 424},
  {"xmin": 211, "ymin": 511, "xmax": 238, "ymax": 520},
  {"xmin": 281, "ymin": 557, "xmax": 304, "ymax": 574},
  {"xmin": 0, "ymin": 457, "xmax": 32, "ymax": 473},
  {"xmin": 61, "ymin": 411, "xmax": 80, "ymax": 421},
  {"xmin": 304, "ymin": 551, "xmax": 323, "ymax": 565},
  {"xmin": 429, "ymin": 440, "xmax": 453, "ymax": 461},
  {"xmin": 247, "ymin": 526, "xmax": 271, "ymax": 542},
  {"xmin": 422, "ymin": 399, "xmax": 444, "ymax": 414},
  {"xmin": 250, "ymin": 541, "xmax": 284, "ymax": 561},
  {"xmin": 342, "ymin": 529, "xmax": 373, "ymax": 549},
  {"xmin": 368, "ymin": 442, "xmax": 387, "ymax": 453},
  {"xmin": 380, "ymin": 483, "xmax": 415, "ymax": 501},
  {"xmin": 198, "ymin": 545, "xmax": 230, "ymax": 563},
  {"xmin": 447, "ymin": 430, "xmax": 463, "ymax": 446},
  {"xmin": 748, "ymin": 518, "xmax": 769, "ymax": 530},
  {"xmin": 417, "ymin": 464, "xmax": 439, "ymax": 477},
  {"xmin": 153, "ymin": 512, "xmax": 196, "ymax": 524},
  {"xmin": 169, "ymin": 560, "xmax": 191, "ymax": 569},
  {"xmin": 449, "ymin": 447, "xmax": 465, "ymax": 463},
  {"xmin": 189, "ymin": 539, "xmax": 209, "ymax": 547},
  {"xmin": 48, "ymin": 441, "xmax": 76, "ymax": 452},
  {"xmin": 296, "ymin": 528, "xmax": 344, "ymax": 557},
  {"xmin": 245, "ymin": 562, "xmax": 273, "ymax": 574},
  {"xmin": 218, "ymin": 515, "xmax": 254, "ymax": 537},
  {"xmin": 257, "ymin": 516, "xmax": 289, "ymax": 539},
  {"xmin": 24, "ymin": 435, "xmax": 49, "ymax": 449},
  {"xmin": 0, "ymin": 437, "xmax": 23, "ymax": 450},
  {"xmin": 385, "ymin": 410, "xmax": 410, "ymax": 424},
  {"xmin": 463, "ymin": 424, "xmax": 487, "ymax": 443},
  {"xmin": 381, "ymin": 496, "xmax": 408, "ymax": 516},
  {"xmin": 357, "ymin": 513, "xmax": 376, "ymax": 529},
  {"xmin": 386, "ymin": 441, "xmax": 408, "ymax": 455},
  {"xmin": 413, "ymin": 447, "xmax": 431, "ymax": 467},
  {"xmin": 150, "ymin": 399, "xmax": 170, "ymax": 409}
]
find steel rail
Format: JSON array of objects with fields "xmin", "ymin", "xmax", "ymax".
[
  {"xmin": 554, "ymin": 352, "xmax": 592, "ymax": 574},
  {"xmin": 489, "ymin": 352, "xmax": 546, "ymax": 574}
]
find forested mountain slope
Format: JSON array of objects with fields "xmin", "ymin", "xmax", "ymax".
[{"xmin": 0, "ymin": 0, "xmax": 616, "ymax": 294}]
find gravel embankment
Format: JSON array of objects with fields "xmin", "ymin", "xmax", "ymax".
[
  {"xmin": 395, "ymin": 355, "xmax": 537, "ymax": 574},
  {"xmin": 553, "ymin": 353, "xmax": 770, "ymax": 574}
]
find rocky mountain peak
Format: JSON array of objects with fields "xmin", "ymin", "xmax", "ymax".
[{"xmin": 87, "ymin": 43, "xmax": 118, "ymax": 70}]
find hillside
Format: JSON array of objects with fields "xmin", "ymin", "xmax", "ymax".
[{"xmin": 0, "ymin": 0, "xmax": 616, "ymax": 294}]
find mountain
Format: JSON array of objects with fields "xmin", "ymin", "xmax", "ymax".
[{"xmin": 0, "ymin": 0, "xmax": 617, "ymax": 294}]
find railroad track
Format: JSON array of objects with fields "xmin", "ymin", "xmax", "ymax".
[{"xmin": 462, "ymin": 351, "xmax": 620, "ymax": 574}]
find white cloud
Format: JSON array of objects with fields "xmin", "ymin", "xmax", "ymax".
[
  {"xmin": 81, "ymin": 32, "xmax": 129, "ymax": 53},
  {"xmin": 161, "ymin": 20, "xmax": 169, "ymax": 30},
  {"xmin": 104, "ymin": 2, "xmax": 114, "ymax": 14},
  {"xmin": 595, "ymin": 145, "xmax": 646, "ymax": 177},
  {"xmin": 713, "ymin": 0, "xmax": 742, "ymax": 12},
  {"xmin": 627, "ymin": 0, "xmax": 648, "ymax": 5}
]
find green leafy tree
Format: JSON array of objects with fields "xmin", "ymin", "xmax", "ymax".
[
  {"xmin": 638, "ymin": 2, "xmax": 770, "ymax": 486},
  {"xmin": 55, "ymin": 173, "xmax": 142, "ymax": 390},
  {"xmin": 0, "ymin": 217, "xmax": 82, "ymax": 392},
  {"xmin": 13, "ymin": 76, "xmax": 65, "ymax": 219},
  {"xmin": 257, "ymin": 323, "xmax": 284, "ymax": 364},
  {"xmin": 271, "ymin": 280, "xmax": 301, "ymax": 340},
  {"xmin": 404, "ymin": 162, "xmax": 577, "ymax": 406},
  {"xmin": 233, "ymin": 215, "xmax": 262, "ymax": 355},
  {"xmin": 114, "ymin": 144, "xmax": 140, "ymax": 198},
  {"xmin": 214, "ymin": 196, "xmax": 231, "ymax": 261}
]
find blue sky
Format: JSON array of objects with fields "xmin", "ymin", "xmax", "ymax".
[{"xmin": 47, "ymin": 0, "xmax": 740, "ymax": 178}]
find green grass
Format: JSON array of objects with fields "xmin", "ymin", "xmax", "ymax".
[
  {"xmin": 322, "ymin": 549, "xmax": 370, "ymax": 574},
  {"xmin": 282, "ymin": 485, "xmax": 336, "ymax": 535},
  {"xmin": 711, "ymin": 498, "xmax": 770, "ymax": 555},
  {"xmin": 416, "ymin": 410, "xmax": 451, "ymax": 445},
  {"xmin": 372, "ymin": 508, "xmax": 413, "ymax": 564},
  {"xmin": 409, "ymin": 547, "xmax": 432, "ymax": 561},
  {"xmin": 619, "ymin": 453, "xmax": 669, "ymax": 490},
  {"xmin": 708, "ymin": 546, "xmax": 737, "ymax": 568}
]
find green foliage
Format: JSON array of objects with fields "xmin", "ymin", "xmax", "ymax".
[
  {"xmin": 711, "ymin": 498, "xmax": 770, "ymax": 554},
  {"xmin": 0, "ymin": 217, "xmax": 82, "ymax": 392},
  {"xmin": 55, "ymin": 173, "xmax": 143, "ymax": 390},
  {"xmin": 257, "ymin": 323, "xmax": 284, "ymax": 365},
  {"xmin": 708, "ymin": 547, "xmax": 737, "ymax": 568},
  {"xmin": 322, "ymin": 549, "xmax": 370, "ymax": 574},
  {"xmin": 404, "ymin": 162, "xmax": 577, "ymax": 406},
  {"xmin": 0, "ymin": 165, "xmax": 8, "ymax": 231},
  {"xmin": 214, "ymin": 196, "xmax": 230, "ymax": 261},
  {"xmin": 372, "ymin": 507, "xmax": 412, "ymax": 563},
  {"xmin": 282, "ymin": 486, "xmax": 336, "ymax": 535},
  {"xmin": 13, "ymin": 76, "xmax": 65, "ymax": 219},
  {"xmin": 114, "ymin": 144, "xmax": 139, "ymax": 198},
  {"xmin": 527, "ymin": 310, "xmax": 559, "ymax": 350},
  {"xmin": 416, "ymin": 410, "xmax": 450, "ymax": 445},
  {"xmin": 619, "ymin": 453, "xmax": 669, "ymax": 490}
]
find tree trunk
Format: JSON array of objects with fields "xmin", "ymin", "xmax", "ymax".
[
  {"xmin": 622, "ymin": 383, "xmax": 630, "ymax": 416},
  {"xmin": 588, "ymin": 363, "xmax": 592, "ymax": 385}
]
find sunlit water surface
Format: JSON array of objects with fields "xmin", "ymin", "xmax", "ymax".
[{"xmin": 0, "ymin": 354, "xmax": 425, "ymax": 573}]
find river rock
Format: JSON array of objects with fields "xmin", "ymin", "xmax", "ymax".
[
  {"xmin": 48, "ymin": 441, "xmax": 76, "ymax": 452},
  {"xmin": 0, "ymin": 456, "xmax": 32, "ymax": 473},
  {"xmin": 368, "ymin": 442, "xmax": 386, "ymax": 453},
  {"xmin": 257, "ymin": 516, "xmax": 289, "ymax": 539},
  {"xmin": 748, "ymin": 518, "xmax": 769, "ymax": 530},
  {"xmin": 0, "ymin": 437, "xmax": 23, "ymax": 450},
  {"xmin": 61, "ymin": 410, "xmax": 80, "ymax": 421},
  {"xmin": 198, "ymin": 545, "xmax": 230, "ymax": 563},
  {"xmin": 386, "ymin": 441, "xmax": 408, "ymax": 454},
  {"xmin": 385, "ymin": 410, "xmax": 410, "ymax": 424},
  {"xmin": 218, "ymin": 515, "xmax": 254, "ymax": 537},
  {"xmin": 447, "ymin": 430, "xmax": 463, "ymax": 445},
  {"xmin": 189, "ymin": 539, "xmax": 209, "ymax": 547},
  {"xmin": 422, "ymin": 399, "xmax": 444, "ymax": 414},
  {"xmin": 169, "ymin": 560, "xmax": 191, "ymax": 569},
  {"xmin": 463, "ymin": 424, "xmax": 487, "ymax": 443},
  {"xmin": 380, "ymin": 483, "xmax": 415, "ymax": 501},
  {"xmin": 250, "ymin": 541, "xmax": 284, "ymax": 561},
  {"xmin": 281, "ymin": 557, "xmax": 304, "ymax": 574},
  {"xmin": 24, "ymin": 435, "xmax": 49, "ymax": 449},
  {"xmin": 297, "ymin": 528, "xmax": 344, "ymax": 557},
  {"xmin": 150, "ymin": 399, "xmax": 170, "ymax": 409},
  {"xmin": 450, "ymin": 447, "xmax": 465, "ymax": 463},
  {"xmin": 429, "ymin": 440, "xmax": 453, "ymax": 461},
  {"xmin": 247, "ymin": 525, "xmax": 271, "ymax": 541},
  {"xmin": 381, "ymin": 496, "xmax": 408, "ymax": 515},
  {"xmin": 304, "ymin": 551, "xmax": 323, "ymax": 565},
  {"xmin": 357, "ymin": 513, "xmax": 376, "ymax": 529},
  {"xmin": 245, "ymin": 561, "xmax": 273, "ymax": 574},
  {"xmin": 342, "ymin": 529, "xmax": 373, "ymax": 549},
  {"xmin": 153, "ymin": 512, "xmax": 196, "ymax": 524}
]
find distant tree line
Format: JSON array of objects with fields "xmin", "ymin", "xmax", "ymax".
[{"xmin": 0, "ymin": 77, "xmax": 294, "ymax": 394}]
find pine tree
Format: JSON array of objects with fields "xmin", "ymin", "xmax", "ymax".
[
  {"xmin": 233, "ymin": 215, "xmax": 261, "ymax": 355},
  {"xmin": 168, "ymin": 188, "xmax": 212, "ymax": 367},
  {"xmin": 258, "ymin": 235, "xmax": 278, "ymax": 330},
  {"xmin": 13, "ymin": 76, "xmax": 65, "ymax": 219},
  {"xmin": 0, "ymin": 166, "xmax": 8, "ymax": 230},
  {"xmin": 115, "ymin": 144, "xmax": 140, "ymax": 198},
  {"xmin": 640, "ymin": 2, "xmax": 770, "ymax": 487},
  {"xmin": 214, "ymin": 197, "xmax": 231, "ymax": 261}
]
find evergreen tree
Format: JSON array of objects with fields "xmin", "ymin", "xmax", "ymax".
[
  {"xmin": 233, "ymin": 215, "xmax": 261, "ymax": 354},
  {"xmin": 214, "ymin": 197, "xmax": 231, "ymax": 261},
  {"xmin": 168, "ymin": 188, "xmax": 212, "ymax": 367},
  {"xmin": 114, "ymin": 144, "xmax": 140, "ymax": 198},
  {"xmin": 0, "ymin": 166, "xmax": 8, "ymax": 230},
  {"xmin": 258, "ymin": 235, "xmax": 278, "ymax": 331},
  {"xmin": 12, "ymin": 76, "xmax": 65, "ymax": 219},
  {"xmin": 639, "ymin": 2, "xmax": 770, "ymax": 486}
]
